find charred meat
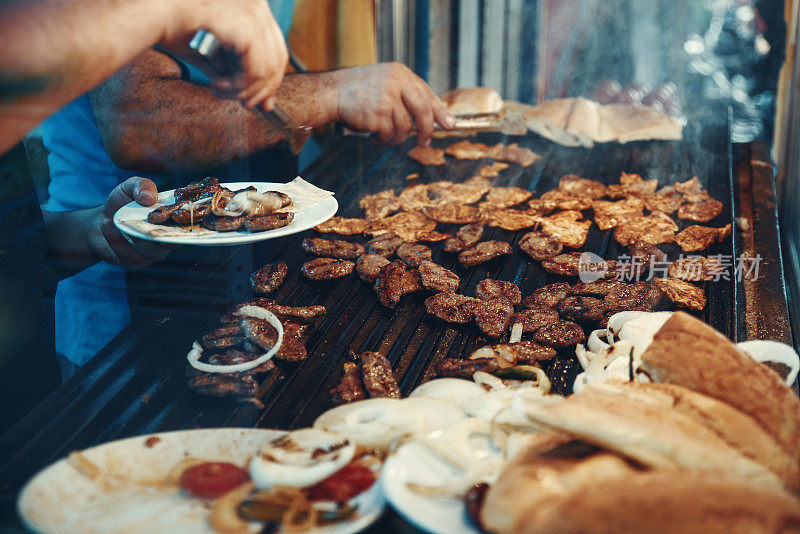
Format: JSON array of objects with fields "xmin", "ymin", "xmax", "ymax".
[
  {"xmin": 366, "ymin": 233, "xmax": 404, "ymax": 257},
  {"xmin": 314, "ymin": 216, "xmax": 369, "ymax": 235},
  {"xmin": 668, "ymin": 256, "xmax": 724, "ymax": 282},
  {"xmin": 531, "ymin": 320, "xmax": 586, "ymax": 347},
  {"xmin": 512, "ymin": 306, "xmax": 560, "ymax": 332},
  {"xmin": 359, "ymin": 190, "xmax": 400, "ymax": 220},
  {"xmin": 476, "ymin": 279, "xmax": 521, "ymax": 305},
  {"xmin": 356, "ymin": 254, "xmax": 390, "ymax": 283},
  {"xmin": 435, "ymin": 357, "xmax": 499, "ymax": 378},
  {"xmin": 603, "ymin": 281, "xmax": 664, "ymax": 313},
  {"xmin": 301, "ymin": 238, "xmax": 365, "ymax": 259},
  {"xmin": 471, "ymin": 340, "xmax": 556, "ymax": 366},
  {"xmin": 443, "ymin": 224, "xmax": 484, "ymax": 253},
  {"xmin": 360, "ymin": 352, "xmax": 400, "ymax": 398},
  {"xmin": 556, "ymin": 296, "xmax": 606, "ymax": 322},
  {"xmin": 174, "ymin": 177, "xmax": 221, "ymax": 203},
  {"xmin": 201, "ymin": 325, "xmax": 244, "ymax": 351},
  {"xmin": 245, "ymin": 212, "xmax": 294, "ymax": 232},
  {"xmin": 673, "ymin": 224, "xmax": 732, "ymax": 253},
  {"xmin": 375, "ymin": 261, "xmax": 407, "ymax": 307},
  {"xmin": 418, "ymin": 261, "xmax": 460, "ymax": 292},
  {"xmin": 396, "ymin": 242, "xmax": 433, "ymax": 267},
  {"xmin": 188, "ymin": 373, "xmax": 258, "ymax": 399},
  {"xmin": 202, "ymin": 214, "xmax": 246, "ymax": 232},
  {"xmin": 301, "ymin": 258, "xmax": 355, "ymax": 280},
  {"xmin": 519, "ymin": 231, "xmax": 563, "ymax": 261},
  {"xmin": 458, "ymin": 241, "xmax": 513, "ymax": 267},
  {"xmin": 234, "ymin": 299, "xmax": 326, "ymax": 322},
  {"xmin": 652, "ymin": 277, "xmax": 707, "ymax": 311},
  {"xmin": 331, "ymin": 362, "xmax": 367, "ymax": 404},
  {"xmin": 171, "ymin": 203, "xmax": 211, "ymax": 226},
  {"xmin": 147, "ymin": 200, "xmax": 187, "ymax": 224},
  {"xmin": 524, "ymin": 282, "xmax": 573, "ymax": 309},
  {"xmin": 474, "ymin": 298, "xmax": 515, "ymax": 337},
  {"xmin": 425, "ymin": 292, "xmax": 482, "ymax": 323},
  {"xmin": 250, "ymin": 262, "xmax": 288, "ymax": 294}
]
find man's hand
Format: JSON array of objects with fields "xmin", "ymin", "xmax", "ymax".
[
  {"xmin": 332, "ymin": 63, "xmax": 455, "ymax": 147},
  {"xmin": 87, "ymin": 177, "xmax": 172, "ymax": 269},
  {"xmin": 165, "ymin": 0, "xmax": 289, "ymax": 110}
]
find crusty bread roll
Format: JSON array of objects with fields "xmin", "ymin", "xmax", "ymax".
[
  {"xmin": 481, "ymin": 449, "xmax": 636, "ymax": 534},
  {"xmin": 524, "ymin": 383, "xmax": 783, "ymax": 488},
  {"xmin": 564, "ymin": 97, "xmax": 602, "ymax": 147},
  {"xmin": 441, "ymin": 87, "xmax": 504, "ymax": 116},
  {"xmin": 525, "ymin": 471, "xmax": 800, "ymax": 534},
  {"xmin": 596, "ymin": 382, "xmax": 799, "ymax": 490},
  {"xmin": 641, "ymin": 312, "xmax": 800, "ymax": 467},
  {"xmin": 597, "ymin": 103, "xmax": 682, "ymax": 143}
]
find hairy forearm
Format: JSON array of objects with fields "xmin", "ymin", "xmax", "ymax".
[
  {"xmin": 95, "ymin": 58, "xmax": 340, "ymax": 173},
  {"xmin": 0, "ymin": 0, "xmax": 187, "ymax": 154},
  {"xmin": 41, "ymin": 208, "xmax": 101, "ymax": 276}
]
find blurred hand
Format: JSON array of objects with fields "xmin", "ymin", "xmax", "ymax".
[
  {"xmin": 332, "ymin": 63, "xmax": 455, "ymax": 147},
  {"xmin": 163, "ymin": 0, "xmax": 288, "ymax": 110},
  {"xmin": 88, "ymin": 177, "xmax": 173, "ymax": 268}
]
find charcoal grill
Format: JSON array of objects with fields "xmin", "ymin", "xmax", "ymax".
[{"xmin": 0, "ymin": 120, "xmax": 793, "ymax": 531}]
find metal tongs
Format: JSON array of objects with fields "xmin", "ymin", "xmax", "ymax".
[{"xmin": 188, "ymin": 30, "xmax": 311, "ymax": 155}]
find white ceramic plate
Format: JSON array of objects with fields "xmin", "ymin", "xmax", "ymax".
[
  {"xmin": 18, "ymin": 428, "xmax": 385, "ymax": 534},
  {"xmin": 113, "ymin": 181, "xmax": 338, "ymax": 246},
  {"xmin": 380, "ymin": 441, "xmax": 480, "ymax": 534}
]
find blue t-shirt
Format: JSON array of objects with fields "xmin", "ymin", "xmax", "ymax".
[{"xmin": 40, "ymin": 1, "xmax": 299, "ymax": 366}]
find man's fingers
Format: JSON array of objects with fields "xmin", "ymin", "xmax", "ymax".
[
  {"xmin": 401, "ymin": 87, "xmax": 435, "ymax": 146},
  {"xmin": 100, "ymin": 220, "xmax": 152, "ymax": 269},
  {"xmin": 104, "ymin": 177, "xmax": 158, "ymax": 217},
  {"xmin": 432, "ymin": 98, "xmax": 456, "ymax": 130},
  {"xmin": 390, "ymin": 106, "xmax": 414, "ymax": 145}
]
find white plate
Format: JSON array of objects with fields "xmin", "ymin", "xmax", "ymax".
[
  {"xmin": 18, "ymin": 428, "xmax": 385, "ymax": 534},
  {"xmin": 380, "ymin": 441, "xmax": 480, "ymax": 534},
  {"xmin": 113, "ymin": 181, "xmax": 338, "ymax": 246}
]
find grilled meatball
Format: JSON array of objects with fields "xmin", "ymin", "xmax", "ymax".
[
  {"xmin": 435, "ymin": 357, "xmax": 499, "ymax": 378},
  {"xmin": 418, "ymin": 261, "xmax": 460, "ymax": 292},
  {"xmin": 375, "ymin": 261, "xmax": 407, "ymax": 307},
  {"xmin": 512, "ymin": 306, "xmax": 560, "ymax": 332},
  {"xmin": 360, "ymin": 352, "xmax": 400, "ymax": 398},
  {"xmin": 476, "ymin": 279, "xmax": 522, "ymax": 305},
  {"xmin": 556, "ymin": 296, "xmax": 606, "ymax": 322},
  {"xmin": 524, "ymin": 282, "xmax": 573, "ymax": 309},
  {"xmin": 171, "ymin": 203, "xmax": 211, "ymax": 225},
  {"xmin": 245, "ymin": 212, "xmax": 294, "ymax": 232},
  {"xmin": 356, "ymin": 254, "xmax": 390, "ymax": 283},
  {"xmin": 301, "ymin": 258, "xmax": 355, "ymax": 280},
  {"xmin": 519, "ymin": 231, "xmax": 563, "ymax": 261},
  {"xmin": 250, "ymin": 262, "xmax": 288, "ymax": 294},
  {"xmin": 532, "ymin": 320, "xmax": 586, "ymax": 347},
  {"xmin": 332, "ymin": 362, "xmax": 367, "ymax": 404},
  {"xmin": 365, "ymin": 233, "xmax": 404, "ymax": 257},
  {"xmin": 425, "ymin": 292, "xmax": 483, "ymax": 323},
  {"xmin": 444, "ymin": 224, "xmax": 484, "ymax": 253},
  {"xmin": 301, "ymin": 238, "xmax": 365, "ymax": 259},
  {"xmin": 459, "ymin": 241, "xmax": 512, "ymax": 267},
  {"xmin": 474, "ymin": 298, "xmax": 515, "ymax": 337},
  {"xmin": 396, "ymin": 242, "xmax": 433, "ymax": 267},
  {"xmin": 203, "ymin": 214, "xmax": 247, "ymax": 232},
  {"xmin": 147, "ymin": 201, "xmax": 187, "ymax": 224}
]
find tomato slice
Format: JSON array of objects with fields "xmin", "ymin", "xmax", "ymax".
[
  {"xmin": 180, "ymin": 462, "xmax": 250, "ymax": 499},
  {"xmin": 306, "ymin": 463, "xmax": 376, "ymax": 502}
]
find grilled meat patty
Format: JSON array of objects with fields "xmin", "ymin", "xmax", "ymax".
[
  {"xmin": 250, "ymin": 262, "xmax": 288, "ymax": 294},
  {"xmin": 301, "ymin": 238, "xmax": 365, "ymax": 259},
  {"xmin": 301, "ymin": 258, "xmax": 355, "ymax": 280}
]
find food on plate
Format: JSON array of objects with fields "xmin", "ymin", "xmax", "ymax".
[
  {"xmin": 518, "ymin": 230, "xmax": 563, "ymax": 261},
  {"xmin": 590, "ymin": 197, "xmax": 644, "ymax": 230},
  {"xmin": 212, "ymin": 189, "xmax": 292, "ymax": 218},
  {"xmin": 668, "ymin": 255, "xmax": 724, "ymax": 281},
  {"xmin": 417, "ymin": 260, "xmax": 460, "ymax": 292},
  {"xmin": 476, "ymin": 279, "xmax": 522, "ymax": 305},
  {"xmin": 174, "ymin": 176, "xmax": 221, "ymax": 202},
  {"xmin": 244, "ymin": 212, "xmax": 295, "ymax": 232},
  {"xmin": 442, "ymin": 87, "xmax": 504, "ymax": 115},
  {"xmin": 536, "ymin": 210, "xmax": 592, "ymax": 248},
  {"xmin": 301, "ymin": 258, "xmax": 354, "ymax": 280},
  {"xmin": 531, "ymin": 320, "xmax": 586, "ymax": 347},
  {"xmin": 359, "ymin": 190, "xmax": 400, "ymax": 220},
  {"xmin": 443, "ymin": 223, "xmax": 484, "ymax": 253},
  {"xmin": 557, "ymin": 296, "xmax": 606, "ymax": 322},
  {"xmin": 458, "ymin": 240, "xmax": 513, "ymax": 267},
  {"xmin": 651, "ymin": 277, "xmax": 706, "ymax": 310},
  {"xmin": 524, "ymin": 282, "xmax": 573, "ymax": 309},
  {"xmin": 613, "ymin": 211, "xmax": 678, "ymax": 246},
  {"xmin": 365, "ymin": 232, "xmax": 403, "ymax": 257},
  {"xmin": 422, "ymin": 203, "xmax": 481, "ymax": 223},
  {"xmin": 356, "ymin": 254, "xmax": 391, "ymax": 283},
  {"xmin": 473, "ymin": 298, "xmax": 515, "ymax": 337},
  {"xmin": 313, "ymin": 216, "xmax": 369, "ymax": 235},
  {"xmin": 202, "ymin": 214, "xmax": 247, "ymax": 232},
  {"xmin": 375, "ymin": 261, "xmax": 407, "ymax": 308},
  {"xmin": 407, "ymin": 145, "xmax": 446, "ymax": 165},
  {"xmin": 673, "ymin": 223, "xmax": 732, "ymax": 252},
  {"xmin": 640, "ymin": 312, "xmax": 800, "ymax": 468},
  {"xmin": 301, "ymin": 238, "xmax": 364, "ymax": 259},
  {"xmin": 512, "ymin": 306, "xmax": 560, "ymax": 332},
  {"xmin": 425, "ymin": 292, "xmax": 483, "ymax": 323},
  {"xmin": 395, "ymin": 242, "xmax": 432, "ymax": 267}
]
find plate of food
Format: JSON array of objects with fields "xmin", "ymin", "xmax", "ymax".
[
  {"xmin": 113, "ymin": 177, "xmax": 338, "ymax": 246},
  {"xmin": 18, "ymin": 428, "xmax": 386, "ymax": 534}
]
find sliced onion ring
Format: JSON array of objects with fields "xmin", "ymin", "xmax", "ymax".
[{"xmin": 186, "ymin": 306, "xmax": 283, "ymax": 373}]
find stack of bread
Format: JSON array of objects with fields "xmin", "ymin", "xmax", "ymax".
[
  {"xmin": 441, "ymin": 87, "xmax": 683, "ymax": 146},
  {"xmin": 479, "ymin": 312, "xmax": 800, "ymax": 533}
]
